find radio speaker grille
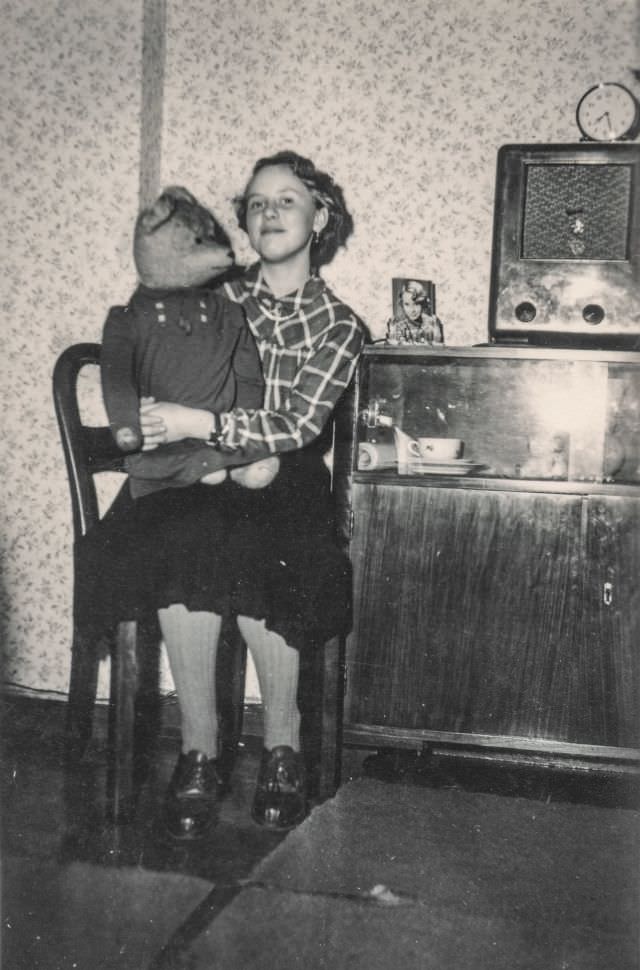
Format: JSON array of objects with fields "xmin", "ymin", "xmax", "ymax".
[{"xmin": 522, "ymin": 164, "xmax": 631, "ymax": 261}]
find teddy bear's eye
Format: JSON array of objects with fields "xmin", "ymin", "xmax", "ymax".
[{"xmin": 194, "ymin": 236, "xmax": 203, "ymax": 245}]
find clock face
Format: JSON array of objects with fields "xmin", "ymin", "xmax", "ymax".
[{"xmin": 576, "ymin": 82, "xmax": 640, "ymax": 142}]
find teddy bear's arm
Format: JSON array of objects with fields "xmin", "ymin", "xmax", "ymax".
[{"xmin": 101, "ymin": 305, "xmax": 144, "ymax": 452}]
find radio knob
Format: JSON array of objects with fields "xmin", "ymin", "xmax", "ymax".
[
  {"xmin": 582, "ymin": 304, "xmax": 605, "ymax": 325},
  {"xmin": 515, "ymin": 301, "xmax": 537, "ymax": 323}
]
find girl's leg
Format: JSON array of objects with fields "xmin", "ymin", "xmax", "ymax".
[
  {"xmin": 158, "ymin": 604, "xmax": 223, "ymax": 840},
  {"xmin": 236, "ymin": 615, "xmax": 306, "ymax": 830},
  {"xmin": 236, "ymin": 615, "xmax": 301, "ymax": 751},
  {"xmin": 158, "ymin": 604, "xmax": 222, "ymax": 757}
]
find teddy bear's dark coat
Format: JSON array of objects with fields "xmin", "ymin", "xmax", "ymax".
[{"xmin": 102, "ymin": 285, "xmax": 264, "ymax": 498}]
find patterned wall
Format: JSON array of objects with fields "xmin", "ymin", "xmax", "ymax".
[
  {"xmin": 1, "ymin": 0, "xmax": 142, "ymax": 694},
  {"xmin": 1, "ymin": 0, "xmax": 638, "ymax": 694}
]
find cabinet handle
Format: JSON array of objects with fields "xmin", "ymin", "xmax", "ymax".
[{"xmin": 603, "ymin": 582, "xmax": 613, "ymax": 607}]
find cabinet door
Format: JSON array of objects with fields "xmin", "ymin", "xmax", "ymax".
[
  {"xmin": 347, "ymin": 483, "xmax": 584, "ymax": 742},
  {"xmin": 583, "ymin": 497, "xmax": 640, "ymax": 749}
]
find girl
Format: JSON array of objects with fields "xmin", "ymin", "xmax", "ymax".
[{"xmin": 78, "ymin": 151, "xmax": 366, "ymax": 838}]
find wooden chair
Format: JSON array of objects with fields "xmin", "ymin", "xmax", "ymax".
[{"xmin": 53, "ymin": 341, "xmax": 348, "ymax": 822}]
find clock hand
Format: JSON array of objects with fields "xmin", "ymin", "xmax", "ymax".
[{"xmin": 596, "ymin": 110, "xmax": 614, "ymax": 134}]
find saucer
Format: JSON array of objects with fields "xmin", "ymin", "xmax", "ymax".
[{"xmin": 409, "ymin": 459, "xmax": 484, "ymax": 476}]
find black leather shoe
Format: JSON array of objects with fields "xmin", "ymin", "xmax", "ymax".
[
  {"xmin": 165, "ymin": 750, "xmax": 222, "ymax": 840},
  {"xmin": 251, "ymin": 745, "xmax": 308, "ymax": 830}
]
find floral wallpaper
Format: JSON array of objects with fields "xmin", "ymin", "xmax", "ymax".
[
  {"xmin": 1, "ymin": 0, "xmax": 638, "ymax": 695},
  {"xmin": 1, "ymin": 0, "xmax": 142, "ymax": 696}
]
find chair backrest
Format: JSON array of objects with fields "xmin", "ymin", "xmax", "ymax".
[{"xmin": 53, "ymin": 342, "xmax": 125, "ymax": 540}]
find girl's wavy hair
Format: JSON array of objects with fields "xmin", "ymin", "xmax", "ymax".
[{"xmin": 234, "ymin": 150, "xmax": 354, "ymax": 267}]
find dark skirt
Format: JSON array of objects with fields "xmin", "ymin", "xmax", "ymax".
[{"xmin": 73, "ymin": 448, "xmax": 352, "ymax": 653}]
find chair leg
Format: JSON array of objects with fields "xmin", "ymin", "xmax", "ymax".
[
  {"xmin": 106, "ymin": 620, "xmax": 139, "ymax": 823},
  {"xmin": 66, "ymin": 627, "xmax": 100, "ymax": 760},
  {"xmin": 317, "ymin": 635, "xmax": 345, "ymax": 801},
  {"xmin": 300, "ymin": 635, "xmax": 345, "ymax": 803},
  {"xmin": 132, "ymin": 617, "xmax": 162, "ymax": 791},
  {"xmin": 217, "ymin": 617, "xmax": 247, "ymax": 786}
]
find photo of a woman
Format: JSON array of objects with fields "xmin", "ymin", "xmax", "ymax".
[{"xmin": 386, "ymin": 278, "xmax": 444, "ymax": 345}]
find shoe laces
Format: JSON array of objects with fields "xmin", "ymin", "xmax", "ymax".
[
  {"xmin": 179, "ymin": 754, "xmax": 215, "ymax": 795},
  {"xmin": 265, "ymin": 753, "xmax": 303, "ymax": 794}
]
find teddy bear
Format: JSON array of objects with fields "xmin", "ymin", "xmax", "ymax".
[{"xmin": 100, "ymin": 186, "xmax": 279, "ymax": 499}]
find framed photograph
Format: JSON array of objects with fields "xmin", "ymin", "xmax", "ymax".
[{"xmin": 386, "ymin": 277, "xmax": 444, "ymax": 346}]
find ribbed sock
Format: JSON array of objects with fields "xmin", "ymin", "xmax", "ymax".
[
  {"xmin": 158, "ymin": 604, "xmax": 222, "ymax": 759},
  {"xmin": 237, "ymin": 615, "xmax": 301, "ymax": 752}
]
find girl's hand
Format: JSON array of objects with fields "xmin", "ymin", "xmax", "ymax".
[
  {"xmin": 139, "ymin": 398, "xmax": 213, "ymax": 450},
  {"xmin": 140, "ymin": 397, "xmax": 163, "ymax": 451}
]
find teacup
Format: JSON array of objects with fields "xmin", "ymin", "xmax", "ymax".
[
  {"xmin": 357, "ymin": 442, "xmax": 396, "ymax": 470},
  {"xmin": 410, "ymin": 437, "xmax": 464, "ymax": 461}
]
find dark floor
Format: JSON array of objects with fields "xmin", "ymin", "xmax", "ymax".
[
  {"xmin": 2, "ymin": 691, "xmax": 639, "ymax": 969},
  {"xmin": 2, "ymin": 691, "xmax": 372, "ymax": 970},
  {"xmin": 2, "ymin": 692, "xmax": 298, "ymax": 879}
]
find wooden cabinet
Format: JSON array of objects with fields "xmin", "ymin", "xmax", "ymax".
[{"xmin": 344, "ymin": 346, "xmax": 640, "ymax": 768}]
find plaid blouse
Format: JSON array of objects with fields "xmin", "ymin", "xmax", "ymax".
[{"xmin": 220, "ymin": 264, "xmax": 366, "ymax": 461}]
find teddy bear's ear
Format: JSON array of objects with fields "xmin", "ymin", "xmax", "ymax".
[
  {"xmin": 136, "ymin": 186, "xmax": 202, "ymax": 236},
  {"xmin": 161, "ymin": 186, "xmax": 198, "ymax": 206},
  {"xmin": 136, "ymin": 191, "xmax": 178, "ymax": 235}
]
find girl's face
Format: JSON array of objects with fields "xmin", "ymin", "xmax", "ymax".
[{"xmin": 244, "ymin": 164, "xmax": 327, "ymax": 266}]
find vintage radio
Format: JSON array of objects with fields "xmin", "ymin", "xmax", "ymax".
[{"xmin": 488, "ymin": 143, "xmax": 640, "ymax": 348}]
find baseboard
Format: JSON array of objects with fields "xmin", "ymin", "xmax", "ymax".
[{"xmin": 1, "ymin": 683, "xmax": 265, "ymax": 741}]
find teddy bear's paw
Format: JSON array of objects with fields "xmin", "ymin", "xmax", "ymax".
[
  {"xmin": 230, "ymin": 456, "xmax": 280, "ymax": 490},
  {"xmin": 115, "ymin": 426, "xmax": 142, "ymax": 453},
  {"xmin": 200, "ymin": 469, "xmax": 228, "ymax": 486}
]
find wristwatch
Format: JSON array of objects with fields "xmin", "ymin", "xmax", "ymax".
[{"xmin": 207, "ymin": 413, "xmax": 224, "ymax": 449}]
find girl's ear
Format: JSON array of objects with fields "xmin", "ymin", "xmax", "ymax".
[{"xmin": 313, "ymin": 205, "xmax": 329, "ymax": 234}]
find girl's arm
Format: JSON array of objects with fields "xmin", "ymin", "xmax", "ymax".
[
  {"xmin": 219, "ymin": 316, "xmax": 364, "ymax": 461},
  {"xmin": 140, "ymin": 315, "xmax": 364, "ymax": 455}
]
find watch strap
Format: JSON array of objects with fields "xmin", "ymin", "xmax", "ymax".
[{"xmin": 207, "ymin": 413, "xmax": 223, "ymax": 450}]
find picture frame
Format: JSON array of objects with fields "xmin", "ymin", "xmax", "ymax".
[{"xmin": 386, "ymin": 277, "xmax": 444, "ymax": 346}]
